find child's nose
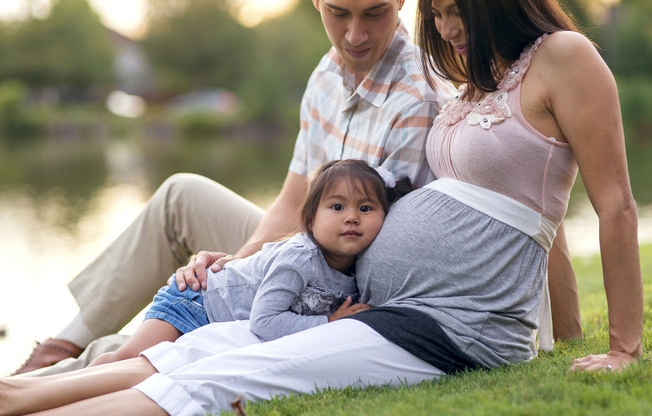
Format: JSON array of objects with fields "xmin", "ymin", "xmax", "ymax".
[{"xmin": 345, "ymin": 211, "xmax": 360, "ymax": 224}]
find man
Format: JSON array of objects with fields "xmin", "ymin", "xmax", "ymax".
[{"xmin": 13, "ymin": 0, "xmax": 580, "ymax": 375}]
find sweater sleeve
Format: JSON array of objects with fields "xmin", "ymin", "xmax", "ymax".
[{"xmin": 249, "ymin": 243, "xmax": 329, "ymax": 341}]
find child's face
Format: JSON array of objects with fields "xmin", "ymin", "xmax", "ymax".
[{"xmin": 311, "ymin": 179, "xmax": 386, "ymax": 272}]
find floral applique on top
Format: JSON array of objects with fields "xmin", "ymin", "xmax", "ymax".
[{"xmin": 436, "ymin": 34, "xmax": 550, "ymax": 130}]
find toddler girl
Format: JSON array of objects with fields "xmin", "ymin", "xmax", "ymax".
[{"xmin": 90, "ymin": 159, "xmax": 411, "ymax": 366}]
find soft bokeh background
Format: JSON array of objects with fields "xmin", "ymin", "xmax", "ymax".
[{"xmin": 1, "ymin": 0, "xmax": 651, "ymax": 376}]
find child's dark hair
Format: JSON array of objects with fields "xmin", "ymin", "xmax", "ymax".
[{"xmin": 300, "ymin": 159, "xmax": 413, "ymax": 235}]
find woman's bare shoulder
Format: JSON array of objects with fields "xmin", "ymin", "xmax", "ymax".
[
  {"xmin": 546, "ymin": 30, "xmax": 592, "ymax": 46},
  {"xmin": 537, "ymin": 31, "xmax": 600, "ymax": 67}
]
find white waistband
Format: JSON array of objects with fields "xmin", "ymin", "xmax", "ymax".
[{"xmin": 425, "ymin": 178, "xmax": 557, "ymax": 252}]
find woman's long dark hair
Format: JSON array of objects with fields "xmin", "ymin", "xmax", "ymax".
[{"xmin": 417, "ymin": 0, "xmax": 581, "ymax": 98}]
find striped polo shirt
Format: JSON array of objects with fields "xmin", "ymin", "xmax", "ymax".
[{"xmin": 289, "ymin": 22, "xmax": 456, "ymax": 188}]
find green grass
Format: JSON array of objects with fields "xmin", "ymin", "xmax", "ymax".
[{"xmin": 226, "ymin": 244, "xmax": 652, "ymax": 416}]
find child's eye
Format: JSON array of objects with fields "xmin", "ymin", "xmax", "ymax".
[
  {"xmin": 331, "ymin": 204, "xmax": 344, "ymax": 211},
  {"xmin": 359, "ymin": 206, "xmax": 372, "ymax": 213}
]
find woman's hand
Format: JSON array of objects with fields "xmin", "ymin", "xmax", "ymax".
[
  {"xmin": 328, "ymin": 296, "xmax": 372, "ymax": 322},
  {"xmin": 570, "ymin": 351, "xmax": 638, "ymax": 372},
  {"xmin": 171, "ymin": 251, "xmax": 239, "ymax": 291}
]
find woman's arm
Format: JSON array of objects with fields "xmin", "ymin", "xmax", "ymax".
[
  {"xmin": 548, "ymin": 222, "xmax": 583, "ymax": 341},
  {"xmin": 541, "ymin": 32, "xmax": 642, "ymax": 370}
]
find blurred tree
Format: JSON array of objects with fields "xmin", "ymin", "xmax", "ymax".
[
  {"xmin": 141, "ymin": 0, "xmax": 329, "ymax": 128},
  {"xmin": 598, "ymin": 0, "xmax": 652, "ymax": 76},
  {"xmin": 591, "ymin": 0, "xmax": 652, "ymax": 145},
  {"xmin": 559, "ymin": 0, "xmax": 594, "ymax": 33},
  {"xmin": 241, "ymin": 0, "xmax": 331, "ymax": 124},
  {"xmin": 143, "ymin": 0, "xmax": 255, "ymax": 95},
  {"xmin": 0, "ymin": 79, "xmax": 45, "ymax": 138},
  {"xmin": 0, "ymin": 0, "xmax": 113, "ymax": 100}
]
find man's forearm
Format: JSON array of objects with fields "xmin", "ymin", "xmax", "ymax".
[{"xmin": 235, "ymin": 172, "xmax": 308, "ymax": 259}]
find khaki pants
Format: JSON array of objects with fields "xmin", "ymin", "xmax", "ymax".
[{"xmin": 68, "ymin": 173, "xmax": 265, "ymax": 339}]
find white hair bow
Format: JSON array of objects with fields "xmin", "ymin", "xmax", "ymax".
[{"xmin": 374, "ymin": 166, "xmax": 396, "ymax": 188}]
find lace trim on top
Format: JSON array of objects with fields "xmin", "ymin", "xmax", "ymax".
[{"xmin": 436, "ymin": 34, "xmax": 550, "ymax": 130}]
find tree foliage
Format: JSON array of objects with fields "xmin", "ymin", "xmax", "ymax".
[
  {"xmin": 142, "ymin": 0, "xmax": 256, "ymax": 94},
  {"xmin": 141, "ymin": 0, "xmax": 330, "ymax": 124},
  {"xmin": 0, "ymin": 0, "xmax": 649, "ymax": 132},
  {"xmin": 558, "ymin": 0, "xmax": 593, "ymax": 33},
  {"xmin": 0, "ymin": 0, "xmax": 113, "ymax": 98},
  {"xmin": 241, "ymin": 0, "xmax": 331, "ymax": 122},
  {"xmin": 0, "ymin": 79, "xmax": 45, "ymax": 137},
  {"xmin": 563, "ymin": 0, "xmax": 652, "ymax": 144},
  {"xmin": 598, "ymin": 0, "xmax": 652, "ymax": 76}
]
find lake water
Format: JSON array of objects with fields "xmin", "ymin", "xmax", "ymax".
[{"xmin": 1, "ymin": 136, "xmax": 650, "ymax": 376}]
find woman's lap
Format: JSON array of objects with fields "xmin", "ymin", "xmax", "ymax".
[
  {"xmin": 134, "ymin": 189, "xmax": 545, "ymax": 414},
  {"xmin": 135, "ymin": 319, "xmax": 444, "ymax": 416}
]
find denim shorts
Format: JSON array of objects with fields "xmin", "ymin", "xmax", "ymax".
[{"xmin": 144, "ymin": 275, "xmax": 210, "ymax": 334}]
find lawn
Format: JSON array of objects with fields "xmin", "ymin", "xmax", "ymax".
[{"xmin": 230, "ymin": 243, "xmax": 652, "ymax": 416}]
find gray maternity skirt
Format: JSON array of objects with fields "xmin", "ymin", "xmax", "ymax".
[{"xmin": 350, "ymin": 187, "xmax": 548, "ymax": 369}]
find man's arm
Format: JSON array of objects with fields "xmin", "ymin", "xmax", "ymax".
[
  {"xmin": 235, "ymin": 171, "xmax": 308, "ymax": 258},
  {"xmin": 176, "ymin": 172, "xmax": 308, "ymax": 291}
]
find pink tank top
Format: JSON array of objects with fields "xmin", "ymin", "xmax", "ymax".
[{"xmin": 427, "ymin": 34, "xmax": 578, "ymax": 226}]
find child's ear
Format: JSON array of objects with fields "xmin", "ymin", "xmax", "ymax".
[{"xmin": 307, "ymin": 219, "xmax": 315, "ymax": 234}]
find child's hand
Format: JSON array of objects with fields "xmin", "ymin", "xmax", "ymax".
[{"xmin": 328, "ymin": 296, "xmax": 372, "ymax": 322}]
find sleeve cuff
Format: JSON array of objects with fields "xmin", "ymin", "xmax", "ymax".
[{"xmin": 133, "ymin": 373, "xmax": 205, "ymax": 416}]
